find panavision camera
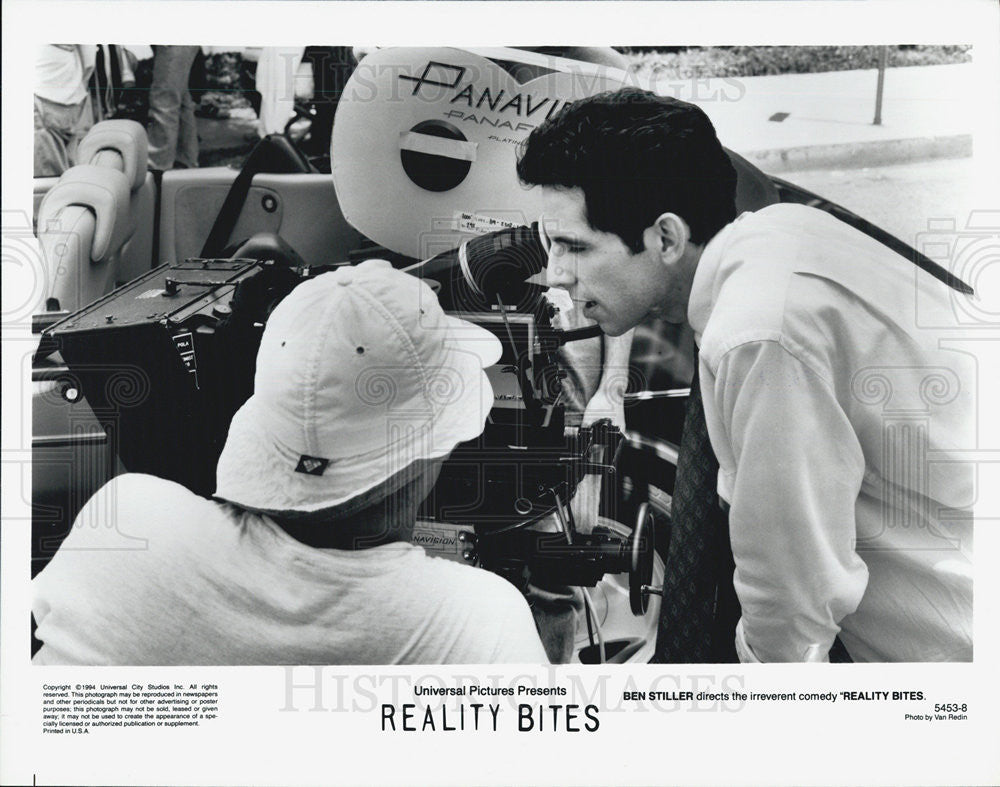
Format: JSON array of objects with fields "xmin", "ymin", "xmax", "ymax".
[
  {"xmin": 40, "ymin": 225, "xmax": 662, "ymax": 632},
  {"xmin": 32, "ymin": 47, "xmax": 674, "ymax": 664}
]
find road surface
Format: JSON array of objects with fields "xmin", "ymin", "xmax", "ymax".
[{"xmin": 780, "ymin": 156, "xmax": 978, "ymax": 248}]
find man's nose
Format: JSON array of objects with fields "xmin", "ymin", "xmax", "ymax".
[{"xmin": 545, "ymin": 250, "xmax": 576, "ymax": 289}]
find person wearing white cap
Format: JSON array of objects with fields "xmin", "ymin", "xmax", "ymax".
[{"xmin": 32, "ymin": 260, "xmax": 548, "ymax": 665}]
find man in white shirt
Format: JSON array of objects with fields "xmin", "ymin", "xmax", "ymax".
[
  {"xmin": 33, "ymin": 260, "xmax": 548, "ymax": 665},
  {"xmin": 516, "ymin": 88, "xmax": 974, "ymax": 662},
  {"xmin": 34, "ymin": 45, "xmax": 95, "ymax": 176}
]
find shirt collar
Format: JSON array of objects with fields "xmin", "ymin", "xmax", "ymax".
[{"xmin": 687, "ymin": 211, "xmax": 753, "ymax": 344}]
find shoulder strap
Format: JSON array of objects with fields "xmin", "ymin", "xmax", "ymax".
[{"xmin": 200, "ymin": 134, "xmax": 316, "ymax": 258}]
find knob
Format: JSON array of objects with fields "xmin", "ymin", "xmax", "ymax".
[{"xmin": 514, "ymin": 498, "xmax": 533, "ymax": 516}]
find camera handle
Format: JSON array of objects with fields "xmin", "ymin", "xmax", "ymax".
[{"xmin": 631, "ymin": 503, "xmax": 663, "ymax": 616}]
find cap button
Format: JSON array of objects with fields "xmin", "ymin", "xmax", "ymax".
[{"xmin": 336, "ymin": 266, "xmax": 355, "ymax": 286}]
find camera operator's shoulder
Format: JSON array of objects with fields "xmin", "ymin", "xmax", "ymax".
[
  {"xmin": 424, "ymin": 555, "xmax": 536, "ymax": 620},
  {"xmin": 105, "ymin": 472, "xmax": 190, "ymax": 495},
  {"xmin": 421, "ymin": 555, "xmax": 546, "ymax": 660},
  {"xmin": 100, "ymin": 472, "xmax": 199, "ymax": 506},
  {"xmin": 78, "ymin": 473, "xmax": 219, "ymax": 536},
  {"xmin": 422, "ymin": 552, "xmax": 510, "ymax": 593}
]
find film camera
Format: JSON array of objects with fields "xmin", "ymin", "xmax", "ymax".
[{"xmin": 42, "ymin": 226, "xmax": 660, "ymax": 618}]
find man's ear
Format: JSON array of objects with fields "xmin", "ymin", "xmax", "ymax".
[{"xmin": 643, "ymin": 213, "xmax": 690, "ymax": 264}]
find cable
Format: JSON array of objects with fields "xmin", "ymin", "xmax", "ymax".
[
  {"xmin": 473, "ymin": 504, "xmax": 557, "ymax": 540},
  {"xmin": 580, "ymin": 587, "xmax": 606, "ymax": 663},
  {"xmin": 583, "ymin": 590, "xmax": 596, "ymax": 649}
]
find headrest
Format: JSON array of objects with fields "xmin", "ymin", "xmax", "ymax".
[
  {"xmin": 78, "ymin": 119, "xmax": 149, "ymax": 191},
  {"xmin": 333, "ymin": 47, "xmax": 627, "ymax": 259},
  {"xmin": 37, "ymin": 165, "xmax": 131, "ymax": 262}
]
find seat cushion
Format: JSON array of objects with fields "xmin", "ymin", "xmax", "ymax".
[
  {"xmin": 37, "ymin": 164, "xmax": 131, "ymax": 261},
  {"xmin": 78, "ymin": 119, "xmax": 149, "ymax": 191}
]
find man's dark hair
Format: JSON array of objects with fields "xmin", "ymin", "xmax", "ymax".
[{"xmin": 517, "ymin": 88, "xmax": 738, "ymax": 251}]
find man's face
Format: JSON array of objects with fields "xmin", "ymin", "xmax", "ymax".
[{"xmin": 540, "ymin": 187, "xmax": 679, "ymax": 336}]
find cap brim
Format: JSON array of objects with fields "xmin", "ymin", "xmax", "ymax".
[{"xmin": 442, "ymin": 314, "xmax": 503, "ymax": 368}]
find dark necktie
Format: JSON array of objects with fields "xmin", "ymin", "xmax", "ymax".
[{"xmin": 654, "ymin": 359, "xmax": 740, "ymax": 663}]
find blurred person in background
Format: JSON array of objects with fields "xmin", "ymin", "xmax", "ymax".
[
  {"xmin": 300, "ymin": 46, "xmax": 356, "ymax": 157},
  {"xmin": 147, "ymin": 45, "xmax": 201, "ymax": 171},
  {"xmin": 34, "ymin": 45, "xmax": 95, "ymax": 176}
]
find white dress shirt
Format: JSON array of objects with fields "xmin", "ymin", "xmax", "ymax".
[{"xmin": 688, "ymin": 203, "xmax": 974, "ymax": 662}]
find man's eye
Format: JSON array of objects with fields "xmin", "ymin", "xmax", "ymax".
[{"xmin": 553, "ymin": 241, "xmax": 584, "ymax": 255}]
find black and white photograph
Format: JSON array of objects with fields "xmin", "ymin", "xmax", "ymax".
[
  {"xmin": 3, "ymin": 2, "xmax": 999, "ymax": 785},
  {"xmin": 24, "ymin": 41, "xmax": 979, "ymax": 665}
]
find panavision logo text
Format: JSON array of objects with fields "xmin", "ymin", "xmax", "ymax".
[
  {"xmin": 412, "ymin": 529, "xmax": 460, "ymax": 551},
  {"xmin": 400, "ymin": 61, "xmax": 571, "ymax": 131}
]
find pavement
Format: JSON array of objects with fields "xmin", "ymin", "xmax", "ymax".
[
  {"xmin": 196, "ymin": 62, "xmax": 975, "ymax": 173},
  {"xmin": 678, "ymin": 63, "xmax": 974, "ymax": 172}
]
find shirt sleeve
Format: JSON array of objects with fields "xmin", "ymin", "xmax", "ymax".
[{"xmin": 704, "ymin": 339, "xmax": 869, "ymax": 662}]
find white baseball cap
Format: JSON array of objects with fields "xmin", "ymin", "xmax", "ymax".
[{"xmin": 214, "ymin": 259, "xmax": 502, "ymax": 513}]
